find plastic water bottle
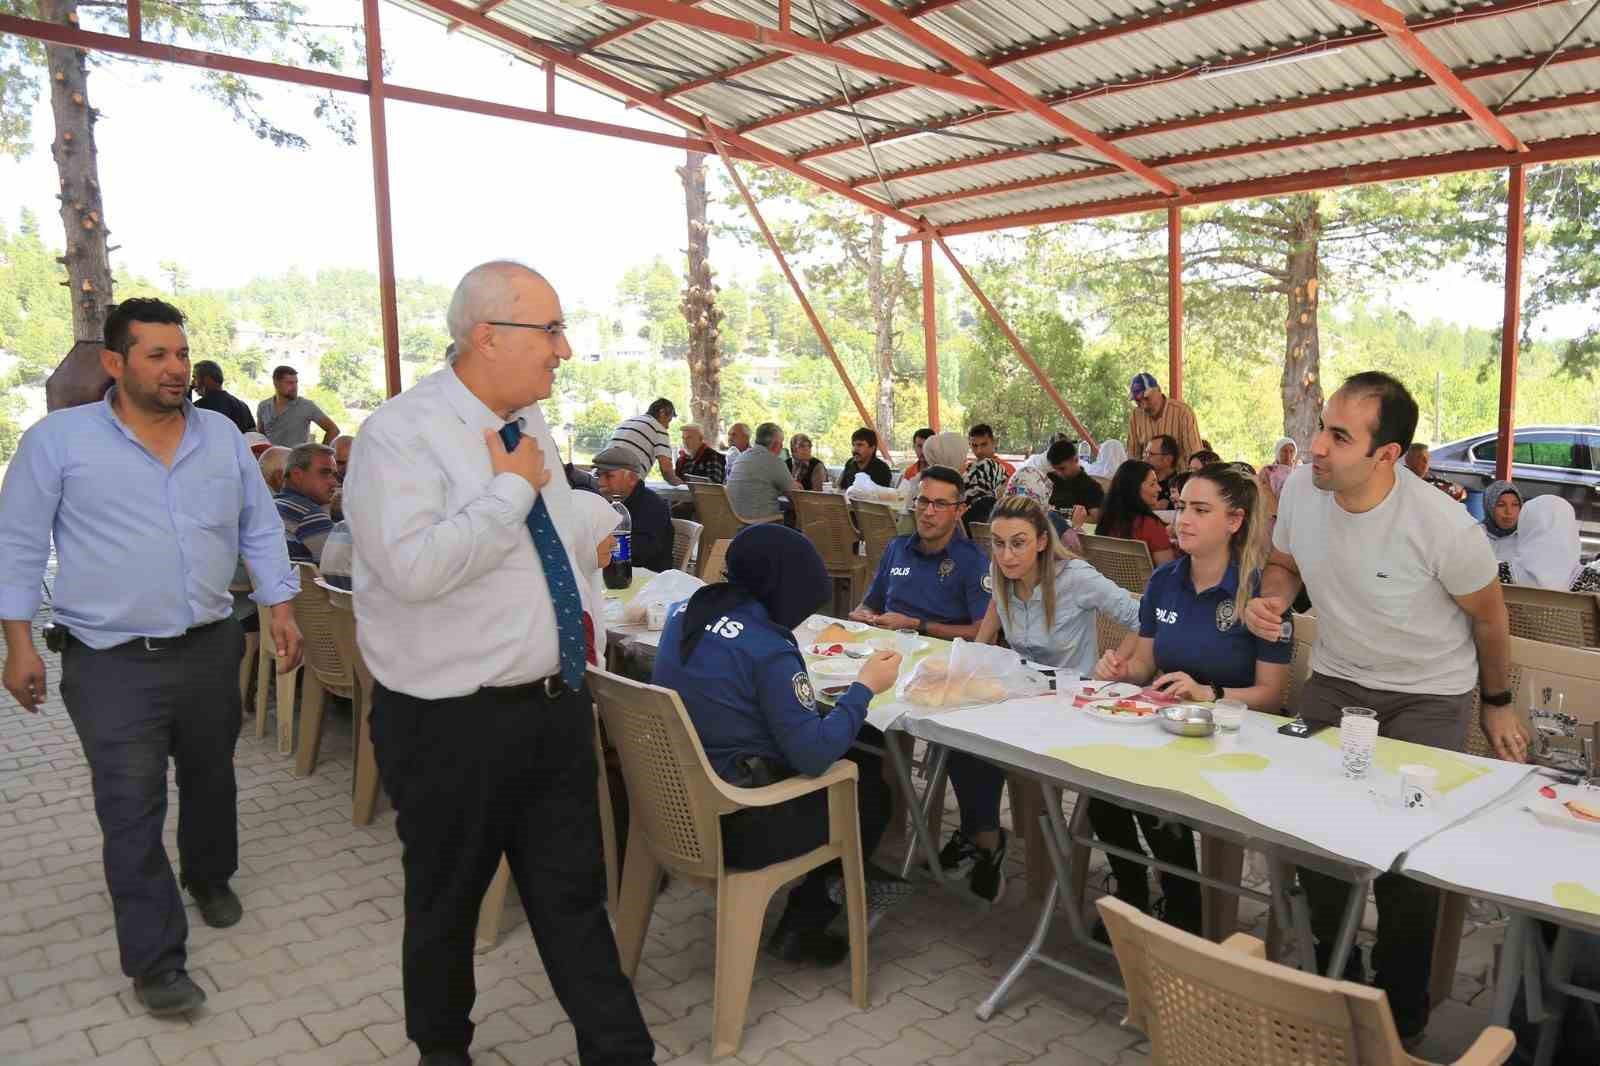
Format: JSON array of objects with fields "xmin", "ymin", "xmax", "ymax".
[{"xmin": 604, "ymin": 497, "xmax": 633, "ymax": 591}]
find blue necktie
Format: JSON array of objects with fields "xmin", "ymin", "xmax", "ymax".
[{"xmin": 500, "ymin": 421, "xmax": 587, "ymax": 690}]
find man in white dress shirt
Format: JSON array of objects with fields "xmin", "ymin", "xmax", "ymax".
[{"xmin": 344, "ymin": 261, "xmax": 654, "ymax": 1066}]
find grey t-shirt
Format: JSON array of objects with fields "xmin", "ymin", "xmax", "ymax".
[
  {"xmin": 257, "ymin": 396, "xmax": 329, "ymax": 447},
  {"xmin": 725, "ymin": 447, "xmax": 793, "ymax": 519},
  {"xmin": 1273, "ymin": 465, "xmax": 1496, "ymax": 695}
]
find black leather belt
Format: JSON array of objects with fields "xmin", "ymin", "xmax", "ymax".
[
  {"xmin": 491, "ymin": 675, "xmax": 572, "ymax": 701},
  {"xmin": 124, "ymin": 619, "xmax": 227, "ymax": 653}
]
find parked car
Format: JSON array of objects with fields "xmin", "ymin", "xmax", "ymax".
[{"xmin": 1428, "ymin": 425, "xmax": 1600, "ymax": 555}]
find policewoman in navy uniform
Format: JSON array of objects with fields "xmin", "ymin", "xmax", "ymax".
[
  {"xmin": 1091, "ymin": 463, "xmax": 1291, "ymax": 936},
  {"xmin": 652, "ymin": 524, "xmax": 906, "ymax": 966},
  {"xmin": 847, "ymin": 466, "xmax": 1011, "ymax": 902}
]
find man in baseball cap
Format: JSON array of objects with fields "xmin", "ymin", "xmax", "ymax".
[
  {"xmin": 1126, "ymin": 371, "xmax": 1202, "ymax": 469},
  {"xmin": 590, "ymin": 444, "xmax": 674, "ymax": 573}
]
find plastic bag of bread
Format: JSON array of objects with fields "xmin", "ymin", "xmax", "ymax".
[
  {"xmin": 897, "ymin": 639, "xmax": 1045, "ymax": 709},
  {"xmin": 622, "ymin": 569, "xmax": 705, "ymax": 624}
]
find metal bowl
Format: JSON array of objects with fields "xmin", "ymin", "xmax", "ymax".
[{"xmin": 1159, "ymin": 705, "xmax": 1216, "ymax": 737}]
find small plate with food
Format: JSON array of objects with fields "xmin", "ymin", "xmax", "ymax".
[
  {"xmin": 1082, "ymin": 697, "xmax": 1161, "ymax": 723},
  {"xmin": 1079, "ymin": 680, "xmax": 1141, "ymax": 701},
  {"xmin": 1526, "ymin": 785, "xmax": 1600, "ymax": 835},
  {"xmin": 807, "ymin": 641, "xmax": 873, "ymax": 659}
]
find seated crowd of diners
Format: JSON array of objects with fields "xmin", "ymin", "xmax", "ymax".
[{"xmin": 204, "ymin": 354, "xmax": 1585, "ymax": 1060}]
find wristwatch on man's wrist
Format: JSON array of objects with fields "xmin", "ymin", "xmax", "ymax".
[
  {"xmin": 1210, "ymin": 682, "xmax": 1226, "ymax": 702},
  {"xmin": 1481, "ymin": 689, "xmax": 1514, "ymax": 707},
  {"xmin": 915, "ymin": 619, "xmax": 928, "ymax": 636}
]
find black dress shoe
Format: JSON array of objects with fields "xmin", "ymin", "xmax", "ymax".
[
  {"xmin": 186, "ymin": 881, "xmax": 243, "ymax": 928},
  {"xmin": 418, "ymin": 1053, "xmax": 471, "ymax": 1066},
  {"xmin": 134, "ymin": 970, "xmax": 207, "ymax": 1015},
  {"xmin": 767, "ymin": 926, "xmax": 850, "ymax": 967}
]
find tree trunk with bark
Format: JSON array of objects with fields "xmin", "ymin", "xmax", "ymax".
[
  {"xmin": 865, "ymin": 214, "xmax": 903, "ymax": 451},
  {"xmin": 678, "ymin": 150, "xmax": 723, "ymax": 438},
  {"xmin": 40, "ymin": 0, "xmax": 117, "ymax": 410},
  {"xmin": 1280, "ymin": 194, "xmax": 1324, "ymax": 450}
]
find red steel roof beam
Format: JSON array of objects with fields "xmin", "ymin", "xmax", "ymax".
[
  {"xmin": 1329, "ymin": 0, "xmax": 1525, "ymax": 152},
  {"xmin": 739, "ymin": 0, "xmax": 1262, "ymax": 136},
  {"xmin": 579, "ymin": 0, "xmax": 711, "ymax": 53},
  {"xmin": 704, "ymin": 123, "xmax": 890, "ymax": 460},
  {"xmin": 899, "ymin": 131, "xmax": 1600, "ymax": 240},
  {"xmin": 893, "ymin": 85, "xmax": 1600, "ymax": 211},
  {"xmin": 659, "ymin": 0, "xmax": 970, "ymax": 100},
  {"xmin": 408, "ymin": 0, "xmax": 923, "ymax": 227},
  {"xmin": 847, "ymin": 44, "xmax": 1600, "ymax": 190},
  {"xmin": 840, "ymin": 0, "xmax": 1181, "ymax": 195},
  {"xmin": 589, "ymin": 0, "xmax": 1013, "ymax": 110},
  {"xmin": 935, "ymin": 235, "xmax": 1098, "ymax": 446},
  {"xmin": 802, "ymin": 0, "xmax": 1569, "ymax": 165}
]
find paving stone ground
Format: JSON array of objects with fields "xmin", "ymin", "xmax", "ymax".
[{"xmin": 1, "ymin": 627, "xmax": 1506, "ymax": 1065}]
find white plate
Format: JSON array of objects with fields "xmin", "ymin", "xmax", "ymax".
[
  {"xmin": 869, "ymin": 634, "xmax": 930, "ymax": 655},
  {"xmin": 1081, "ymin": 680, "xmax": 1141, "ymax": 700},
  {"xmin": 798, "ymin": 616, "xmax": 869, "ymax": 635},
  {"xmin": 1525, "ymin": 791, "xmax": 1600, "ymax": 835},
  {"xmin": 810, "ymin": 658, "xmax": 862, "ymax": 682},
  {"xmin": 808, "ymin": 642, "xmax": 873, "ymax": 659},
  {"xmin": 1082, "ymin": 697, "xmax": 1162, "ymax": 724}
]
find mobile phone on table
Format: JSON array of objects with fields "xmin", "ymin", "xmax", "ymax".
[{"xmin": 1278, "ymin": 717, "xmax": 1331, "ymax": 739}]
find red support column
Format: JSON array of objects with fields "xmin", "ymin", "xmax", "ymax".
[
  {"xmin": 1167, "ymin": 206, "xmax": 1183, "ymax": 401},
  {"xmin": 705, "ymin": 127, "xmax": 890, "ymax": 460},
  {"xmin": 934, "ymin": 236, "xmax": 1097, "ymax": 448},
  {"xmin": 126, "ymin": 0, "xmax": 140, "ymax": 40},
  {"xmin": 363, "ymin": 0, "xmax": 402, "ymax": 398},
  {"xmin": 1495, "ymin": 164, "xmax": 1527, "ymax": 482},
  {"xmin": 544, "ymin": 61, "xmax": 554, "ymax": 113},
  {"xmin": 922, "ymin": 236, "xmax": 939, "ymax": 432}
]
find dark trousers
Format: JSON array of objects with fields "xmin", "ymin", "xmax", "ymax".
[
  {"xmin": 1295, "ymin": 672, "xmax": 1472, "ymax": 1033},
  {"xmin": 721, "ymin": 747, "xmax": 890, "ymax": 935},
  {"xmin": 371, "ymin": 680, "xmax": 654, "ymax": 1063},
  {"xmin": 946, "ymin": 751, "xmax": 1005, "ymax": 837},
  {"xmin": 1085, "ymin": 799, "xmax": 1201, "ymax": 928},
  {"xmin": 58, "ymin": 620, "xmax": 244, "ymax": 979}
]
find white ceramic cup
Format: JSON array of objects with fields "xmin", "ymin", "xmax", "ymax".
[
  {"xmin": 1399, "ymin": 764, "xmax": 1440, "ymax": 810},
  {"xmin": 646, "ymin": 601, "xmax": 668, "ymax": 631}
]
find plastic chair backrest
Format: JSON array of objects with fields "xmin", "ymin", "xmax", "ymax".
[
  {"xmin": 588, "ymin": 668, "xmax": 729, "ymax": 881},
  {"xmin": 688, "ymin": 483, "xmax": 740, "ymax": 539},
  {"xmin": 291, "ymin": 563, "xmax": 353, "ymax": 697},
  {"xmin": 1465, "ymin": 632, "xmax": 1600, "ymax": 758},
  {"xmin": 851, "ymin": 501, "xmax": 899, "ymax": 579},
  {"xmin": 1097, "ymin": 896, "xmax": 1415, "ymax": 1065},
  {"xmin": 1287, "ymin": 611, "xmax": 1316, "ymax": 713},
  {"xmin": 1077, "ymin": 532, "xmax": 1155, "ymax": 594},
  {"xmin": 1501, "ymin": 584, "xmax": 1600, "ymax": 648},
  {"xmin": 671, "ymin": 518, "xmax": 703, "ymax": 573},
  {"xmin": 700, "ymin": 539, "xmax": 731, "ymax": 582},
  {"xmin": 321, "ymin": 583, "xmax": 374, "ymax": 709}
]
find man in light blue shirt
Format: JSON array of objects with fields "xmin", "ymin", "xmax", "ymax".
[{"xmin": 0, "ymin": 298, "xmax": 303, "ymax": 1018}]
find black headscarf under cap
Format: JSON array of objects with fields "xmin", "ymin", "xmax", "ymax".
[{"xmin": 678, "ymin": 524, "xmax": 829, "ymax": 663}]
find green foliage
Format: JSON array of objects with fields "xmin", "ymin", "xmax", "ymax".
[
  {"xmin": 616, "ymin": 257, "xmax": 689, "ymax": 356},
  {"xmin": 573, "ymin": 400, "xmax": 622, "ymax": 450},
  {"xmin": 0, "ymin": 0, "xmax": 360, "ymax": 159}
]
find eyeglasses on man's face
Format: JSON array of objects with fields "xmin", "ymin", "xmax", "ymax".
[
  {"xmin": 913, "ymin": 496, "xmax": 959, "ymax": 513},
  {"xmin": 487, "ymin": 319, "xmax": 566, "ymax": 337}
]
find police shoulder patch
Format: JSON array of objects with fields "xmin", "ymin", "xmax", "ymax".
[
  {"xmin": 792, "ymin": 672, "xmax": 817, "ymax": 711},
  {"xmin": 981, "ymin": 574, "xmax": 994, "ymax": 593}
]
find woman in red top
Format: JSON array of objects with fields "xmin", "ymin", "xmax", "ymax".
[{"xmin": 1095, "ymin": 460, "xmax": 1176, "ymax": 565}]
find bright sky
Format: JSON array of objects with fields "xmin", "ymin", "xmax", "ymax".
[{"xmin": 0, "ymin": 0, "xmax": 1585, "ymax": 337}]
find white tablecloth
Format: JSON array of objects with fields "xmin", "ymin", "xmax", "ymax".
[
  {"xmin": 1401, "ymin": 774, "xmax": 1600, "ymax": 931},
  {"xmin": 902, "ymin": 697, "xmax": 1534, "ymax": 872}
]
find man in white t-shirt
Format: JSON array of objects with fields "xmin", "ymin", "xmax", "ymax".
[{"xmin": 1243, "ymin": 371, "xmax": 1520, "ymax": 1045}]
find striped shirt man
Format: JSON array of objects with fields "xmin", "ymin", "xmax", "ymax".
[
  {"xmin": 1126, "ymin": 373, "xmax": 1203, "ymax": 465},
  {"xmin": 608, "ymin": 407, "xmax": 675, "ymax": 483}
]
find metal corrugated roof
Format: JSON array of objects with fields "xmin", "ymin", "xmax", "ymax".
[{"xmin": 405, "ymin": 0, "xmax": 1600, "ymax": 232}]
